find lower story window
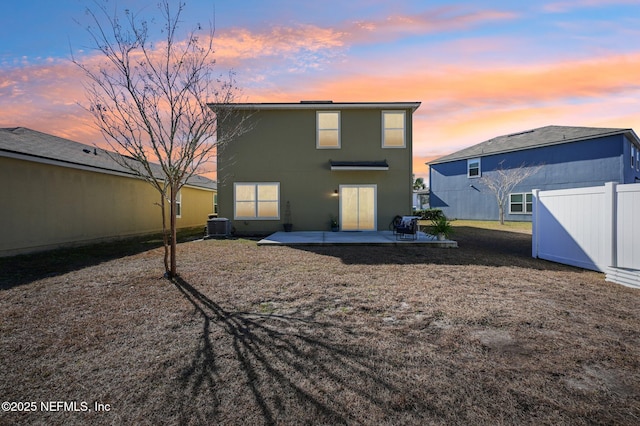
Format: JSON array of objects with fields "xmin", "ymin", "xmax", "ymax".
[
  {"xmin": 509, "ymin": 192, "xmax": 532, "ymax": 214},
  {"xmin": 234, "ymin": 182, "xmax": 280, "ymax": 219}
]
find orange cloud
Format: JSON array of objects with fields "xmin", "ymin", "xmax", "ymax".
[
  {"xmin": 242, "ymin": 52, "xmax": 640, "ymax": 181},
  {"xmin": 277, "ymin": 52, "xmax": 640, "ymax": 106},
  {"xmin": 7, "ymin": 49, "xmax": 639, "ymax": 184}
]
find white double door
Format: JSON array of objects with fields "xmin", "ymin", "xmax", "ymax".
[{"xmin": 339, "ymin": 185, "xmax": 377, "ymax": 231}]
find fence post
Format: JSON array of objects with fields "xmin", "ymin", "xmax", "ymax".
[
  {"xmin": 531, "ymin": 189, "xmax": 539, "ymax": 259},
  {"xmin": 604, "ymin": 182, "xmax": 617, "ymax": 268}
]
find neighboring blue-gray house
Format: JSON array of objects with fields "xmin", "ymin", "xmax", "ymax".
[{"xmin": 428, "ymin": 125, "xmax": 640, "ymax": 221}]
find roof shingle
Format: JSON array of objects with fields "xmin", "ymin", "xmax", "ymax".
[
  {"xmin": 0, "ymin": 127, "xmax": 216, "ymax": 189},
  {"xmin": 429, "ymin": 125, "xmax": 640, "ymax": 165}
]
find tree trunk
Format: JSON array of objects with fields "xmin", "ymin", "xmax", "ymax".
[
  {"xmin": 499, "ymin": 204, "xmax": 505, "ymax": 225},
  {"xmin": 169, "ymin": 184, "xmax": 178, "ymax": 278},
  {"xmin": 160, "ymin": 194, "xmax": 169, "ymax": 275}
]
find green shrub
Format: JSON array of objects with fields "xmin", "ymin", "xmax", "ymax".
[
  {"xmin": 430, "ymin": 215, "xmax": 453, "ymax": 238},
  {"xmin": 414, "ymin": 208, "xmax": 444, "ymax": 221}
]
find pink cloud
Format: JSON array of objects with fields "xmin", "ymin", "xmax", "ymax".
[
  {"xmin": 346, "ymin": 8, "xmax": 518, "ymax": 42},
  {"xmin": 543, "ymin": 0, "xmax": 639, "ymax": 13},
  {"xmin": 0, "ymin": 59, "xmax": 98, "ymax": 142},
  {"xmin": 214, "ymin": 25, "xmax": 345, "ymax": 66},
  {"xmin": 211, "ymin": 6, "xmax": 518, "ymax": 70}
]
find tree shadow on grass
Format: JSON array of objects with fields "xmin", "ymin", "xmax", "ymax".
[
  {"xmin": 171, "ymin": 277, "xmax": 437, "ymax": 424},
  {"xmin": 0, "ymin": 228, "xmax": 203, "ymax": 289}
]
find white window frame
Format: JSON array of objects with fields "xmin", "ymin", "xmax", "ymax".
[
  {"xmin": 234, "ymin": 182, "xmax": 280, "ymax": 220},
  {"xmin": 382, "ymin": 110, "xmax": 406, "ymax": 148},
  {"xmin": 632, "ymin": 145, "xmax": 636, "ymax": 169},
  {"xmin": 167, "ymin": 190, "xmax": 182, "ymax": 218},
  {"xmin": 509, "ymin": 192, "xmax": 533, "ymax": 214},
  {"xmin": 316, "ymin": 111, "xmax": 340, "ymax": 149},
  {"xmin": 467, "ymin": 158, "xmax": 481, "ymax": 178}
]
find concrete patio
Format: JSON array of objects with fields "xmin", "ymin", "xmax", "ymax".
[{"xmin": 257, "ymin": 230, "xmax": 458, "ymax": 247}]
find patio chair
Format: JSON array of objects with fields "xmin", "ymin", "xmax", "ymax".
[{"xmin": 394, "ymin": 216, "xmax": 419, "ymax": 240}]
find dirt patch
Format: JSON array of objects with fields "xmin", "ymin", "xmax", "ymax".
[
  {"xmin": 0, "ymin": 226, "xmax": 639, "ymax": 425},
  {"xmin": 566, "ymin": 365, "xmax": 637, "ymax": 397}
]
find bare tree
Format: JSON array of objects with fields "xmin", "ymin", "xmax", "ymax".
[
  {"xmin": 479, "ymin": 161, "xmax": 543, "ymax": 225},
  {"xmin": 73, "ymin": 0, "xmax": 247, "ymax": 278}
]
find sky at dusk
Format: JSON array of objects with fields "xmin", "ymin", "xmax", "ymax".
[{"xmin": 1, "ymin": 0, "xmax": 639, "ymax": 181}]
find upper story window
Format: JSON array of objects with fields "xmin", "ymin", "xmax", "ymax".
[
  {"xmin": 467, "ymin": 158, "xmax": 481, "ymax": 178},
  {"xmin": 632, "ymin": 145, "xmax": 636, "ymax": 169},
  {"xmin": 382, "ymin": 111, "xmax": 406, "ymax": 148},
  {"xmin": 317, "ymin": 111, "xmax": 340, "ymax": 149}
]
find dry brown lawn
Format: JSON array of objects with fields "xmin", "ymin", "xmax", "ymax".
[{"xmin": 1, "ymin": 225, "xmax": 639, "ymax": 425}]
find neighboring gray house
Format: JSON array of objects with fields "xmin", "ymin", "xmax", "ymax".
[{"xmin": 428, "ymin": 125, "xmax": 640, "ymax": 221}]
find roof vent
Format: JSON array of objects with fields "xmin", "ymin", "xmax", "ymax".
[
  {"xmin": 300, "ymin": 100, "xmax": 333, "ymax": 104},
  {"xmin": 83, "ymin": 148, "xmax": 91, "ymax": 154},
  {"xmin": 507, "ymin": 129, "xmax": 534, "ymax": 137}
]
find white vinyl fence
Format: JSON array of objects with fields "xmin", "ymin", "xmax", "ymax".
[{"xmin": 532, "ymin": 182, "xmax": 640, "ymax": 289}]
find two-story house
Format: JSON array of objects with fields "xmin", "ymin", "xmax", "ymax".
[
  {"xmin": 428, "ymin": 125, "xmax": 640, "ymax": 222},
  {"xmin": 213, "ymin": 101, "xmax": 421, "ymax": 235}
]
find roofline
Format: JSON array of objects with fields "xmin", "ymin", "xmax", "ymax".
[
  {"xmin": 427, "ymin": 128, "xmax": 640, "ymax": 165},
  {"xmin": 0, "ymin": 148, "xmax": 139, "ymax": 178},
  {"xmin": 0, "ymin": 149, "xmax": 216, "ymax": 191},
  {"xmin": 209, "ymin": 101, "xmax": 421, "ymax": 112}
]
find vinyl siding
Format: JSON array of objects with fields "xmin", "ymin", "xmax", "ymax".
[
  {"xmin": 217, "ymin": 107, "xmax": 414, "ymax": 234},
  {"xmin": 430, "ymin": 135, "xmax": 626, "ymax": 221}
]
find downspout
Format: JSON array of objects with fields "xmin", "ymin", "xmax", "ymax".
[
  {"xmin": 532, "ymin": 189, "xmax": 539, "ymax": 259},
  {"xmin": 428, "ymin": 164, "xmax": 432, "ymax": 208}
]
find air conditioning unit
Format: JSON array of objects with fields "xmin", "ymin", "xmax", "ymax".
[{"xmin": 205, "ymin": 217, "xmax": 231, "ymax": 239}]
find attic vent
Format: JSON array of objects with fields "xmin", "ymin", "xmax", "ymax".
[
  {"xmin": 507, "ymin": 129, "xmax": 534, "ymax": 137},
  {"xmin": 300, "ymin": 100, "xmax": 333, "ymax": 104}
]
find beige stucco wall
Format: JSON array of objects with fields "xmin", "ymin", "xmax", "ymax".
[
  {"xmin": 0, "ymin": 157, "xmax": 215, "ymax": 256},
  {"xmin": 218, "ymin": 107, "xmax": 414, "ymax": 234}
]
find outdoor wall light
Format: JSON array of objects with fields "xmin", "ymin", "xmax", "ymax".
[{"xmin": 332, "ymin": 189, "xmax": 339, "ymax": 196}]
